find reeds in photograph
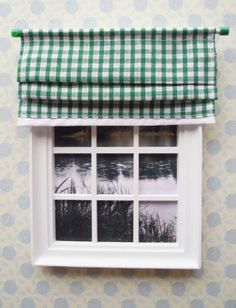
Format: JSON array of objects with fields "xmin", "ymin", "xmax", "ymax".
[
  {"xmin": 55, "ymin": 200, "xmax": 92, "ymax": 241},
  {"xmin": 139, "ymin": 202, "xmax": 177, "ymax": 242},
  {"xmin": 98, "ymin": 201, "xmax": 133, "ymax": 242}
]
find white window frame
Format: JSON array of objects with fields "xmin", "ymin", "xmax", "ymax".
[{"xmin": 30, "ymin": 125, "xmax": 202, "ymax": 269}]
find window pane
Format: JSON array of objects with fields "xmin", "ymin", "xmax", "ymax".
[
  {"xmin": 139, "ymin": 126, "xmax": 177, "ymax": 147},
  {"xmin": 97, "ymin": 201, "xmax": 133, "ymax": 242},
  {"xmin": 139, "ymin": 154, "xmax": 177, "ymax": 194},
  {"xmin": 54, "ymin": 127, "xmax": 91, "ymax": 147},
  {"xmin": 97, "ymin": 126, "xmax": 133, "ymax": 146},
  {"xmin": 55, "ymin": 200, "xmax": 91, "ymax": 241},
  {"xmin": 54, "ymin": 154, "xmax": 91, "ymax": 194},
  {"xmin": 97, "ymin": 154, "xmax": 133, "ymax": 194},
  {"xmin": 139, "ymin": 201, "xmax": 177, "ymax": 242}
]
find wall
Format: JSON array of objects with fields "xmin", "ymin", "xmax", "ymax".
[{"xmin": 1, "ymin": 0, "xmax": 236, "ymax": 307}]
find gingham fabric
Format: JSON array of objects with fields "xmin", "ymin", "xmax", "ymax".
[
  {"xmin": 16, "ymin": 28, "xmax": 217, "ymax": 125},
  {"xmin": 19, "ymin": 99, "xmax": 215, "ymax": 119}
]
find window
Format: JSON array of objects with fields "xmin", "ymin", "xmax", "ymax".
[
  {"xmin": 13, "ymin": 27, "xmax": 225, "ymax": 269},
  {"xmin": 31, "ymin": 125, "xmax": 202, "ymax": 269}
]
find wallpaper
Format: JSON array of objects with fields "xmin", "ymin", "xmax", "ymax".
[{"xmin": 1, "ymin": 0, "xmax": 236, "ymax": 307}]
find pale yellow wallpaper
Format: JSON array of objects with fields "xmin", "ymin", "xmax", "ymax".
[{"xmin": 1, "ymin": 0, "xmax": 236, "ymax": 307}]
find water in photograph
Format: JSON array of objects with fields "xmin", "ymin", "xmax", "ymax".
[
  {"xmin": 54, "ymin": 154, "xmax": 91, "ymax": 194},
  {"xmin": 97, "ymin": 126, "xmax": 133, "ymax": 146},
  {"xmin": 139, "ymin": 126, "xmax": 177, "ymax": 147},
  {"xmin": 97, "ymin": 154, "xmax": 133, "ymax": 194},
  {"xmin": 54, "ymin": 126, "xmax": 91, "ymax": 147},
  {"xmin": 139, "ymin": 154, "xmax": 177, "ymax": 194}
]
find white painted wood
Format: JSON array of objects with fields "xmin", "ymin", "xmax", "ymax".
[
  {"xmin": 53, "ymin": 147, "xmax": 178, "ymax": 154},
  {"xmin": 47, "ymin": 128, "xmax": 55, "ymax": 245},
  {"xmin": 30, "ymin": 125, "xmax": 202, "ymax": 269},
  {"xmin": 30, "ymin": 127, "xmax": 51, "ymax": 264},
  {"xmin": 54, "ymin": 194, "xmax": 92, "ymax": 200},
  {"xmin": 91, "ymin": 126, "xmax": 97, "ymax": 242},
  {"xmin": 183, "ymin": 125, "xmax": 202, "ymax": 268},
  {"xmin": 19, "ymin": 116, "xmax": 215, "ymax": 127},
  {"xmin": 138, "ymin": 194, "xmax": 178, "ymax": 201},
  {"xmin": 133, "ymin": 126, "xmax": 139, "ymax": 243},
  {"xmin": 54, "ymin": 193, "xmax": 179, "ymax": 201}
]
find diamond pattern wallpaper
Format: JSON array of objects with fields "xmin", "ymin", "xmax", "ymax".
[{"xmin": 1, "ymin": 0, "xmax": 236, "ymax": 307}]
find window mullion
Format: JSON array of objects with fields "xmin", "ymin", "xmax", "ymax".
[
  {"xmin": 91, "ymin": 126, "xmax": 97, "ymax": 242},
  {"xmin": 133, "ymin": 126, "xmax": 139, "ymax": 243}
]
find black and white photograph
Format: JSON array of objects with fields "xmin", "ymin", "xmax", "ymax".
[
  {"xmin": 139, "ymin": 154, "xmax": 177, "ymax": 194},
  {"xmin": 97, "ymin": 201, "xmax": 133, "ymax": 242},
  {"xmin": 55, "ymin": 200, "xmax": 92, "ymax": 241},
  {"xmin": 54, "ymin": 154, "xmax": 91, "ymax": 194},
  {"xmin": 97, "ymin": 154, "xmax": 133, "ymax": 194},
  {"xmin": 139, "ymin": 126, "xmax": 177, "ymax": 147},
  {"xmin": 139, "ymin": 202, "xmax": 177, "ymax": 243},
  {"xmin": 54, "ymin": 126, "xmax": 91, "ymax": 147},
  {"xmin": 97, "ymin": 126, "xmax": 133, "ymax": 146}
]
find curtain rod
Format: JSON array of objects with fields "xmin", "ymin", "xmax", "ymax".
[{"xmin": 11, "ymin": 27, "xmax": 229, "ymax": 38}]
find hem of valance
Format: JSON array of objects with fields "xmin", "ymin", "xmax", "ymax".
[{"xmin": 17, "ymin": 117, "xmax": 215, "ymax": 127}]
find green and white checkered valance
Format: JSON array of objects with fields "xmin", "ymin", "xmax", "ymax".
[{"xmin": 15, "ymin": 28, "xmax": 217, "ymax": 126}]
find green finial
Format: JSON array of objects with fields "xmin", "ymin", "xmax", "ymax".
[
  {"xmin": 219, "ymin": 27, "xmax": 229, "ymax": 36},
  {"xmin": 11, "ymin": 29, "xmax": 22, "ymax": 38}
]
